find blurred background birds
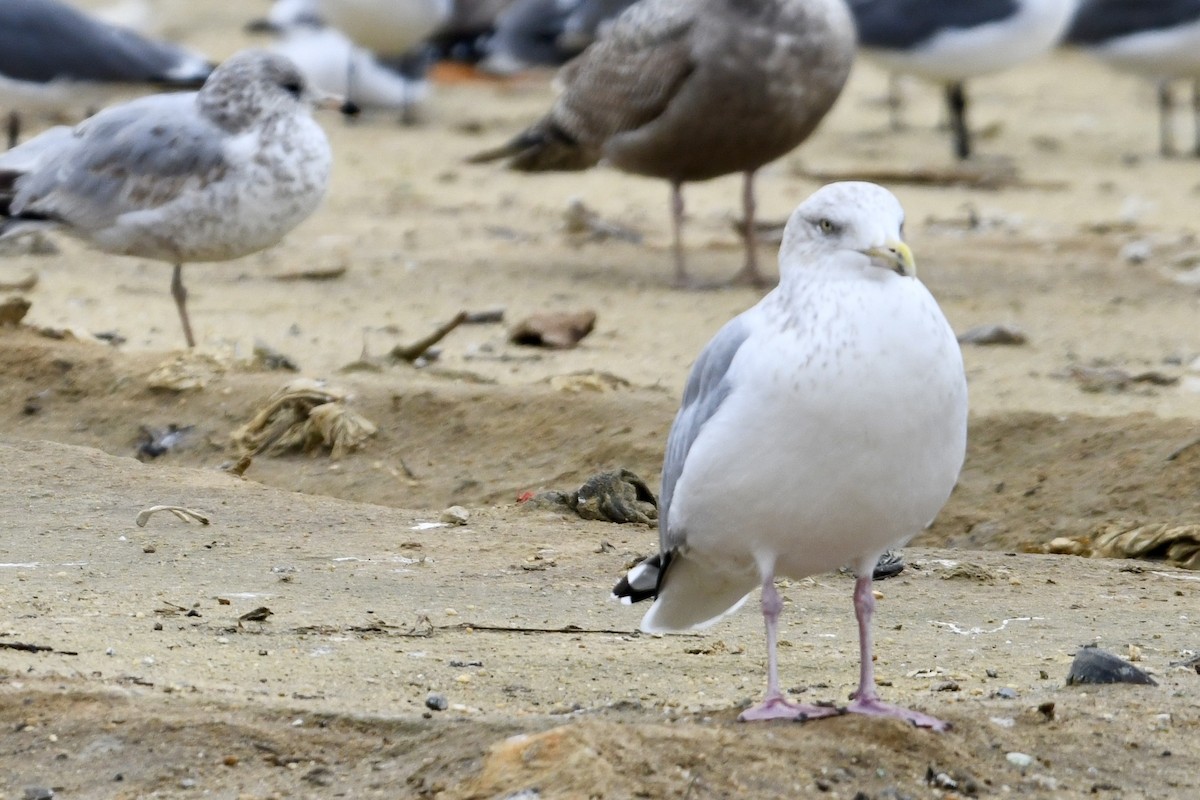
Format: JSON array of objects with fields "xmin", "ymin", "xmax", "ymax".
[
  {"xmin": 0, "ymin": 0, "xmax": 213, "ymax": 148},
  {"xmin": 1065, "ymin": 0, "xmax": 1200, "ymax": 157}
]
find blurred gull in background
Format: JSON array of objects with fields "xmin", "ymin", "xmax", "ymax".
[
  {"xmin": 0, "ymin": 0, "xmax": 212, "ymax": 148},
  {"xmin": 1066, "ymin": 0, "xmax": 1200, "ymax": 157},
  {"xmin": 848, "ymin": 0, "xmax": 1077, "ymax": 159},
  {"xmin": 317, "ymin": 0, "xmax": 453, "ymax": 58},
  {"xmin": 479, "ymin": 0, "xmax": 636, "ymax": 75},
  {"xmin": 250, "ymin": 0, "xmax": 431, "ymax": 121},
  {"xmin": 470, "ymin": 0, "xmax": 856, "ymax": 288}
]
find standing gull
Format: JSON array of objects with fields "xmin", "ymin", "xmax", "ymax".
[
  {"xmin": 1066, "ymin": 0, "xmax": 1200, "ymax": 157},
  {"xmin": 614, "ymin": 182, "xmax": 968, "ymax": 727},
  {"xmin": 469, "ymin": 0, "xmax": 856, "ymax": 288},
  {"xmin": 0, "ymin": 50, "xmax": 333, "ymax": 348},
  {"xmin": 316, "ymin": 0, "xmax": 453, "ymax": 58},
  {"xmin": 0, "ymin": 0, "xmax": 212, "ymax": 148},
  {"xmin": 849, "ymin": 0, "xmax": 1076, "ymax": 159}
]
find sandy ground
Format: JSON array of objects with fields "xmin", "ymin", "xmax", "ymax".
[{"xmin": 2, "ymin": 2, "xmax": 1200, "ymax": 797}]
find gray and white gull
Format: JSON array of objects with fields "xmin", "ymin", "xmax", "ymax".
[
  {"xmin": 849, "ymin": 0, "xmax": 1076, "ymax": 159},
  {"xmin": 614, "ymin": 182, "xmax": 968, "ymax": 728},
  {"xmin": 0, "ymin": 50, "xmax": 333, "ymax": 348}
]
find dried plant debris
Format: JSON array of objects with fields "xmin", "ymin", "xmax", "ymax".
[
  {"xmin": 238, "ymin": 606, "xmax": 274, "ymax": 627},
  {"xmin": 252, "ymin": 340, "xmax": 300, "ymax": 372},
  {"xmin": 231, "ymin": 378, "xmax": 378, "ymax": 459},
  {"xmin": 526, "ymin": 469, "xmax": 658, "ymax": 525},
  {"xmin": 135, "ymin": 506, "xmax": 210, "ymax": 527},
  {"xmin": 135, "ymin": 424, "xmax": 195, "ymax": 461},
  {"xmin": 0, "ymin": 296, "xmax": 31, "ymax": 326},
  {"xmin": 146, "ymin": 350, "xmax": 230, "ymax": 391},
  {"xmin": 1067, "ymin": 646, "xmax": 1157, "ymax": 686},
  {"xmin": 547, "ymin": 370, "xmax": 631, "ymax": 393},
  {"xmin": 1056, "ymin": 365, "xmax": 1179, "ymax": 393},
  {"xmin": 510, "ymin": 310, "xmax": 596, "ymax": 349},
  {"xmin": 957, "ymin": 323, "xmax": 1028, "ymax": 346},
  {"xmin": 1042, "ymin": 521, "xmax": 1200, "ymax": 570},
  {"xmin": 563, "ymin": 198, "xmax": 643, "ymax": 245}
]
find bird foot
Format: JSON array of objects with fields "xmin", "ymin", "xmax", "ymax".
[
  {"xmin": 846, "ymin": 697, "xmax": 950, "ymax": 731},
  {"xmin": 738, "ymin": 695, "xmax": 844, "ymax": 722}
]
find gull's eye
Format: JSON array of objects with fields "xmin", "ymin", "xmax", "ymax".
[
  {"xmin": 282, "ymin": 80, "xmax": 303, "ymax": 98},
  {"xmin": 817, "ymin": 218, "xmax": 837, "ymax": 235}
]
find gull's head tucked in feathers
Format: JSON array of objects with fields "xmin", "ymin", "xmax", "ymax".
[{"xmin": 779, "ymin": 181, "xmax": 916, "ymax": 279}]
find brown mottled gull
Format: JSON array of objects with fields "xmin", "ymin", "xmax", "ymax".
[
  {"xmin": 0, "ymin": 50, "xmax": 333, "ymax": 348},
  {"xmin": 469, "ymin": 0, "xmax": 856, "ymax": 287}
]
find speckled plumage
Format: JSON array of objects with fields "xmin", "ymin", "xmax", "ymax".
[
  {"xmin": 471, "ymin": 0, "xmax": 857, "ymax": 286},
  {"xmin": 614, "ymin": 182, "xmax": 967, "ymax": 728},
  {"xmin": 0, "ymin": 49, "xmax": 332, "ymax": 347}
]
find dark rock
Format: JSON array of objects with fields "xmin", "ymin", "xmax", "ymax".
[{"xmin": 1067, "ymin": 646, "xmax": 1157, "ymax": 686}]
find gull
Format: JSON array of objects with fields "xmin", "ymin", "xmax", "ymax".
[
  {"xmin": 0, "ymin": 0, "xmax": 212, "ymax": 148},
  {"xmin": 469, "ymin": 0, "xmax": 856, "ymax": 288},
  {"xmin": 316, "ymin": 0, "xmax": 453, "ymax": 58},
  {"xmin": 1066, "ymin": 0, "xmax": 1200, "ymax": 157},
  {"xmin": 613, "ymin": 182, "xmax": 968, "ymax": 728},
  {"xmin": 848, "ymin": 0, "xmax": 1077, "ymax": 159},
  {"xmin": 0, "ymin": 50, "xmax": 334, "ymax": 348},
  {"xmin": 249, "ymin": 1, "xmax": 431, "ymax": 121},
  {"xmin": 480, "ymin": 0, "xmax": 637, "ymax": 75}
]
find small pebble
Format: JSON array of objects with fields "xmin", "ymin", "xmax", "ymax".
[
  {"xmin": 142, "ymin": 544, "xmax": 156, "ymax": 554},
  {"xmin": 23, "ymin": 788, "xmax": 53, "ymax": 800},
  {"xmin": 425, "ymin": 693, "xmax": 449, "ymax": 711},
  {"xmin": 440, "ymin": 506, "xmax": 469, "ymax": 525},
  {"xmin": 1007, "ymin": 752, "xmax": 1034, "ymax": 769}
]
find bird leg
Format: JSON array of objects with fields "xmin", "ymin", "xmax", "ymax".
[
  {"xmin": 170, "ymin": 263, "xmax": 196, "ymax": 348},
  {"xmin": 1158, "ymin": 80, "xmax": 1176, "ymax": 158},
  {"xmin": 738, "ymin": 574, "xmax": 844, "ymax": 722},
  {"xmin": 668, "ymin": 181, "xmax": 692, "ymax": 287},
  {"xmin": 728, "ymin": 171, "xmax": 770, "ymax": 288},
  {"xmin": 6, "ymin": 111, "xmax": 19, "ymax": 150},
  {"xmin": 887, "ymin": 72, "xmax": 906, "ymax": 131},
  {"xmin": 846, "ymin": 575, "xmax": 949, "ymax": 730},
  {"xmin": 1191, "ymin": 80, "xmax": 1200, "ymax": 158},
  {"xmin": 945, "ymin": 82, "xmax": 970, "ymax": 160}
]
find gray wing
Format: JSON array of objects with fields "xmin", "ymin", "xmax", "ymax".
[
  {"xmin": 9, "ymin": 92, "xmax": 230, "ymax": 231},
  {"xmin": 0, "ymin": 0, "xmax": 211, "ymax": 85},
  {"xmin": 849, "ymin": 0, "xmax": 1019, "ymax": 49},
  {"xmin": 658, "ymin": 315, "xmax": 752, "ymax": 551},
  {"xmin": 1066, "ymin": 0, "xmax": 1200, "ymax": 44}
]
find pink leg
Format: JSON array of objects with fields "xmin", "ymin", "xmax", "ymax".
[
  {"xmin": 171, "ymin": 263, "xmax": 196, "ymax": 349},
  {"xmin": 739, "ymin": 574, "xmax": 843, "ymax": 723},
  {"xmin": 846, "ymin": 576, "xmax": 950, "ymax": 731},
  {"xmin": 728, "ymin": 171, "xmax": 769, "ymax": 288},
  {"xmin": 669, "ymin": 181, "xmax": 692, "ymax": 288}
]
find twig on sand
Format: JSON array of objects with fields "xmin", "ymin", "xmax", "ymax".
[
  {"xmin": 390, "ymin": 311, "xmax": 468, "ymax": 362},
  {"xmin": 0, "ymin": 641, "xmax": 79, "ymax": 655}
]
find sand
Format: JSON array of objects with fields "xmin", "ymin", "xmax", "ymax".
[{"xmin": 1, "ymin": 1, "xmax": 1198, "ymax": 797}]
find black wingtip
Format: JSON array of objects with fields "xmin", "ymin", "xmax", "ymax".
[
  {"xmin": 612, "ymin": 551, "xmax": 672, "ymax": 604},
  {"xmin": 466, "ymin": 122, "xmax": 597, "ymax": 171}
]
